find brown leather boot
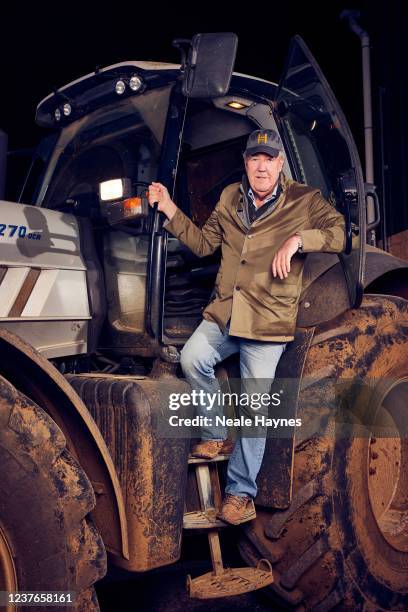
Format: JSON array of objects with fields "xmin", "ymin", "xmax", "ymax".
[
  {"xmin": 220, "ymin": 439, "xmax": 235, "ymax": 455},
  {"xmin": 216, "ymin": 494, "xmax": 256, "ymax": 525},
  {"xmin": 190, "ymin": 439, "xmax": 234, "ymax": 459}
]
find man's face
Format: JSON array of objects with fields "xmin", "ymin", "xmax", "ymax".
[{"xmin": 244, "ymin": 152, "xmax": 285, "ymax": 197}]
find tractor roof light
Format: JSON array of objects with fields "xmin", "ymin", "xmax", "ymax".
[
  {"xmin": 226, "ymin": 101, "xmax": 249, "ymax": 110},
  {"xmin": 63, "ymin": 103, "xmax": 72, "ymax": 116},
  {"xmin": 129, "ymin": 75, "xmax": 143, "ymax": 92},
  {"xmin": 115, "ymin": 80, "xmax": 126, "ymax": 95},
  {"xmin": 212, "ymin": 96, "xmax": 254, "ymax": 112},
  {"xmin": 54, "ymin": 108, "xmax": 62, "ymax": 122}
]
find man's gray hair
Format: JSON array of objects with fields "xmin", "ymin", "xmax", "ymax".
[{"xmin": 243, "ymin": 150, "xmax": 285, "ymax": 160}]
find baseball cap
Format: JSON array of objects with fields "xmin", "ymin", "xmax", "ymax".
[{"xmin": 244, "ymin": 129, "xmax": 284, "ymax": 157}]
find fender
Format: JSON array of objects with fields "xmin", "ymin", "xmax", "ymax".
[
  {"xmin": 298, "ymin": 245, "xmax": 408, "ymax": 328},
  {"xmin": 0, "ymin": 327, "xmax": 129, "ymax": 560}
]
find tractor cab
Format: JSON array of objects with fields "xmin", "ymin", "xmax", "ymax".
[
  {"xmin": 3, "ymin": 33, "xmax": 408, "ymax": 608},
  {"xmin": 25, "ymin": 33, "xmax": 365, "ymax": 362}
]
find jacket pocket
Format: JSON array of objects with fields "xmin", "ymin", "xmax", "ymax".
[
  {"xmin": 269, "ymin": 280, "xmax": 299, "ymax": 297},
  {"xmin": 256, "ymin": 281, "xmax": 299, "ymax": 313}
]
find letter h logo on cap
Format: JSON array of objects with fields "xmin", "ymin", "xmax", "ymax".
[{"xmin": 245, "ymin": 129, "xmax": 283, "ymax": 157}]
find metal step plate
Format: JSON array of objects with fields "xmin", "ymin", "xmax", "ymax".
[
  {"xmin": 183, "ymin": 509, "xmax": 229, "ymax": 530},
  {"xmin": 188, "ymin": 453, "xmax": 231, "ymax": 464},
  {"xmin": 187, "ymin": 560, "xmax": 273, "ymax": 599}
]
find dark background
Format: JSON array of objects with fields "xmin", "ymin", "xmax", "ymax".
[
  {"xmin": 0, "ymin": 3, "xmax": 406, "ymax": 609},
  {"xmin": 1, "ymin": 0, "xmax": 406, "ymax": 239}
]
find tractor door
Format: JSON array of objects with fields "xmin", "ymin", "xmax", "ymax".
[{"xmin": 276, "ymin": 35, "xmax": 366, "ymax": 307}]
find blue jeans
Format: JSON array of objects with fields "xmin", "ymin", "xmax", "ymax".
[{"xmin": 180, "ymin": 318, "xmax": 286, "ymax": 498}]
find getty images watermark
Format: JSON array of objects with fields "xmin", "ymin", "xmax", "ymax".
[
  {"xmin": 150, "ymin": 376, "xmax": 408, "ymax": 439},
  {"xmin": 165, "ymin": 388, "xmax": 302, "ymax": 432}
]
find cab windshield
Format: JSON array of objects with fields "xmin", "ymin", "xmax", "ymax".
[{"xmin": 39, "ymin": 85, "xmax": 172, "ymax": 211}]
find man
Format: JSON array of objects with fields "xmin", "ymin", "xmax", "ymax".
[{"xmin": 148, "ymin": 129, "xmax": 345, "ymax": 525}]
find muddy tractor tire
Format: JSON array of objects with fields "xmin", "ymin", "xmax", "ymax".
[
  {"xmin": 0, "ymin": 373, "xmax": 107, "ymax": 611},
  {"xmin": 239, "ymin": 295, "xmax": 408, "ymax": 610}
]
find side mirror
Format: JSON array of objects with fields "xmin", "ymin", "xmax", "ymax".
[{"xmin": 175, "ymin": 32, "xmax": 238, "ymax": 99}]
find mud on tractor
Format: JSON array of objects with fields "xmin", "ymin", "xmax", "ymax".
[{"xmin": 0, "ymin": 33, "xmax": 407, "ymax": 611}]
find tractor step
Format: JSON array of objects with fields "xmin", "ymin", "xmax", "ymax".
[
  {"xmin": 187, "ymin": 559, "xmax": 273, "ymax": 599},
  {"xmin": 188, "ymin": 453, "xmax": 231, "ymax": 464},
  {"xmin": 184, "ymin": 453, "xmax": 272, "ymax": 598},
  {"xmin": 183, "ymin": 458, "xmax": 225, "ymax": 529},
  {"xmin": 183, "ymin": 509, "xmax": 228, "ymax": 529}
]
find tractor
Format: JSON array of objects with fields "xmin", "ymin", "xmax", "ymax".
[{"xmin": 0, "ymin": 33, "xmax": 407, "ymax": 610}]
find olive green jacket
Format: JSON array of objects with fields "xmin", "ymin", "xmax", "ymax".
[{"xmin": 163, "ymin": 173, "xmax": 346, "ymax": 341}]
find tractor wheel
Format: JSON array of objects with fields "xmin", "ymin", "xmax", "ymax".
[
  {"xmin": 238, "ymin": 295, "xmax": 408, "ymax": 610},
  {"xmin": 0, "ymin": 373, "xmax": 107, "ymax": 612}
]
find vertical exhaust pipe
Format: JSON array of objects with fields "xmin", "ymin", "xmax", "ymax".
[
  {"xmin": 341, "ymin": 10, "xmax": 376, "ymax": 239},
  {"xmin": 0, "ymin": 130, "xmax": 8, "ymax": 200}
]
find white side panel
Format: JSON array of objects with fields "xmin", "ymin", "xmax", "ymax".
[
  {"xmin": 0, "ymin": 204, "xmax": 91, "ymax": 357},
  {"xmin": 0, "ymin": 201, "xmax": 86, "ymax": 270},
  {"xmin": 20, "ymin": 268, "xmax": 58, "ymax": 316},
  {"xmin": 0, "ymin": 320, "xmax": 88, "ymax": 358},
  {"xmin": 21, "ymin": 269, "xmax": 89, "ymax": 318},
  {"xmin": 0, "ymin": 267, "xmax": 30, "ymax": 316}
]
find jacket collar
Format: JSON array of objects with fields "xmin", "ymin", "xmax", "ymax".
[{"xmin": 236, "ymin": 172, "xmax": 289, "ymax": 229}]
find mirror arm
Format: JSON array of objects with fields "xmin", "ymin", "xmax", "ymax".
[{"xmin": 172, "ymin": 38, "xmax": 192, "ymax": 73}]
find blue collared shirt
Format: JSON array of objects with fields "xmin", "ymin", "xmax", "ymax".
[
  {"xmin": 246, "ymin": 181, "xmax": 282, "ymax": 224},
  {"xmin": 248, "ymin": 182, "xmax": 279, "ymax": 207}
]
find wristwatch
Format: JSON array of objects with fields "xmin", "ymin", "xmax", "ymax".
[{"xmin": 295, "ymin": 233, "xmax": 303, "ymax": 253}]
